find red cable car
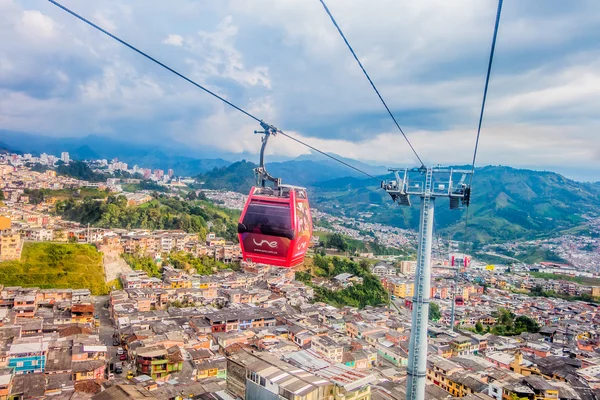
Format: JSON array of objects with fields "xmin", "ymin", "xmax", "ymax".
[
  {"xmin": 238, "ymin": 185, "xmax": 312, "ymax": 268},
  {"xmin": 455, "ymin": 295, "xmax": 464, "ymax": 306},
  {"xmin": 237, "ymin": 121, "xmax": 312, "ymax": 268}
]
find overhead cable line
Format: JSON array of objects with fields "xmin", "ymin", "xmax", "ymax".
[
  {"xmin": 470, "ymin": 0, "xmax": 504, "ymax": 171},
  {"xmin": 318, "ymin": 0, "xmax": 425, "ymax": 168},
  {"xmin": 463, "ymin": 0, "xmax": 504, "ymax": 252},
  {"xmin": 47, "ymin": 0, "xmax": 381, "ymax": 183}
]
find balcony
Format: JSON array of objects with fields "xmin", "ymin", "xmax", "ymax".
[{"xmin": 137, "ymin": 358, "xmax": 167, "ymax": 366}]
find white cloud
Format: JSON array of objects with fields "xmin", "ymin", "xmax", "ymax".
[
  {"xmin": 184, "ymin": 16, "xmax": 271, "ymax": 88},
  {"xmin": 16, "ymin": 9, "xmax": 57, "ymax": 40},
  {"xmin": 162, "ymin": 34, "xmax": 183, "ymax": 47},
  {"xmin": 1, "ymin": 0, "xmax": 600, "ymax": 176}
]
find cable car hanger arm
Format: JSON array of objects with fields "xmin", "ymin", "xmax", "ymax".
[{"xmin": 254, "ymin": 121, "xmax": 281, "ymax": 188}]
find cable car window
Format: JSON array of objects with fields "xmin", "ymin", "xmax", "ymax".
[{"xmin": 240, "ymin": 202, "xmax": 293, "ymax": 239}]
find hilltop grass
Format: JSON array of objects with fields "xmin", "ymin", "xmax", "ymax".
[
  {"xmin": 0, "ymin": 242, "xmax": 108, "ymax": 295},
  {"xmin": 47, "ymin": 188, "xmax": 110, "ymax": 200},
  {"xmin": 314, "ymin": 231, "xmax": 413, "ymax": 257},
  {"xmin": 529, "ymin": 272, "xmax": 600, "ymax": 287}
]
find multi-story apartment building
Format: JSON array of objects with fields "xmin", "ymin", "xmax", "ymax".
[
  {"xmin": 8, "ymin": 339, "xmax": 48, "ymax": 374},
  {"xmin": 311, "ymin": 335, "xmax": 344, "ymax": 363},
  {"xmin": 136, "ymin": 345, "xmax": 184, "ymax": 380},
  {"xmin": 0, "ymin": 217, "xmax": 21, "ymax": 261},
  {"xmin": 382, "ymin": 278, "xmax": 414, "ymax": 299}
]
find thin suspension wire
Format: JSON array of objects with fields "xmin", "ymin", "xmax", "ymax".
[
  {"xmin": 47, "ymin": 0, "xmax": 260, "ymax": 124},
  {"xmin": 463, "ymin": 0, "xmax": 503, "ymax": 252},
  {"xmin": 318, "ymin": 0, "xmax": 425, "ymax": 168},
  {"xmin": 47, "ymin": 0, "xmax": 382, "ymax": 184},
  {"xmin": 277, "ymin": 131, "xmax": 381, "ymax": 181},
  {"xmin": 471, "ymin": 0, "xmax": 503, "ymax": 172}
]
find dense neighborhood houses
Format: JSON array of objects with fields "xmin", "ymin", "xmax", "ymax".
[{"xmin": 0, "ymin": 156, "xmax": 599, "ymax": 399}]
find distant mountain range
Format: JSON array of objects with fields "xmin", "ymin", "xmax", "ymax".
[
  {"xmin": 0, "ymin": 131, "xmax": 230, "ymax": 175},
  {"xmin": 5, "ymin": 130, "xmax": 600, "ymax": 242},
  {"xmin": 200, "ymin": 161, "xmax": 600, "ymax": 242},
  {"xmin": 0, "ymin": 142, "xmax": 21, "ymax": 155}
]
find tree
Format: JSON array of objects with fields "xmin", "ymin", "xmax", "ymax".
[
  {"xmin": 54, "ymin": 229, "xmax": 65, "ymax": 241},
  {"xmin": 475, "ymin": 321, "xmax": 484, "ymax": 333},
  {"xmin": 295, "ymin": 271, "xmax": 312, "ymax": 284},
  {"xmin": 327, "ymin": 233, "xmax": 348, "ymax": 252},
  {"xmin": 429, "ymin": 302, "xmax": 441, "ymax": 321},
  {"xmin": 514, "ymin": 315, "xmax": 540, "ymax": 333},
  {"xmin": 186, "ymin": 191, "xmax": 198, "ymax": 201}
]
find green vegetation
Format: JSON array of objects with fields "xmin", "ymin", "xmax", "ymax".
[
  {"xmin": 307, "ymin": 256, "xmax": 388, "ymax": 308},
  {"xmin": 24, "ymin": 188, "xmax": 109, "ymax": 205},
  {"xmin": 25, "ymin": 162, "xmax": 50, "ymax": 173},
  {"xmin": 314, "ymin": 231, "xmax": 413, "ymax": 257},
  {"xmin": 492, "ymin": 246, "xmax": 567, "ymax": 264},
  {"xmin": 310, "ymin": 166, "xmax": 600, "ymax": 242},
  {"xmin": 527, "ymin": 285, "xmax": 599, "ymax": 303},
  {"xmin": 529, "ymin": 272, "xmax": 600, "ymax": 286},
  {"xmin": 295, "ymin": 271, "xmax": 312, "ymax": 283},
  {"xmin": 326, "ymin": 233, "xmax": 349, "ymax": 252},
  {"xmin": 107, "ymin": 278, "xmax": 123, "ymax": 290},
  {"xmin": 475, "ymin": 321, "xmax": 484, "ymax": 333},
  {"xmin": 0, "ymin": 242, "xmax": 108, "ymax": 294},
  {"xmin": 56, "ymin": 160, "xmax": 108, "ymax": 182},
  {"xmin": 429, "ymin": 302, "xmax": 441, "ymax": 321},
  {"xmin": 55, "ymin": 195, "xmax": 239, "ymax": 241},
  {"xmin": 193, "ymin": 162, "xmax": 600, "ymax": 243},
  {"xmin": 491, "ymin": 308, "xmax": 540, "ymax": 336},
  {"xmin": 167, "ymin": 251, "xmax": 228, "ymax": 275},
  {"xmin": 122, "ymin": 181, "xmax": 167, "ymax": 193},
  {"xmin": 198, "ymin": 160, "xmax": 256, "ymax": 193},
  {"xmin": 121, "ymin": 254, "xmax": 162, "ymax": 278}
]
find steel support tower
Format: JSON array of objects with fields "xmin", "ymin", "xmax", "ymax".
[
  {"xmin": 450, "ymin": 291, "xmax": 456, "ymax": 331},
  {"xmin": 382, "ymin": 166, "xmax": 471, "ymax": 400}
]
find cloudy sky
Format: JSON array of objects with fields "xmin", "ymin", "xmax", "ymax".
[{"xmin": 2, "ymin": 0, "xmax": 600, "ymax": 179}]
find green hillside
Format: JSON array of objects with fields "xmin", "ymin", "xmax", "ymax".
[
  {"xmin": 0, "ymin": 243, "xmax": 108, "ymax": 294},
  {"xmin": 200, "ymin": 162, "xmax": 600, "ymax": 242},
  {"xmin": 56, "ymin": 196, "xmax": 240, "ymax": 242},
  {"xmin": 199, "ymin": 160, "xmax": 256, "ymax": 193},
  {"xmin": 313, "ymin": 166, "xmax": 600, "ymax": 242}
]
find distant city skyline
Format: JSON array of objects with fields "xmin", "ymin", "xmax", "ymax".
[{"xmin": 2, "ymin": 0, "xmax": 600, "ymax": 178}]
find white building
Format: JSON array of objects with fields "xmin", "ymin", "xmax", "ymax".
[{"xmin": 61, "ymin": 152, "xmax": 70, "ymax": 163}]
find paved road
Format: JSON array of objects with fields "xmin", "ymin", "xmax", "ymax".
[
  {"xmin": 93, "ymin": 296, "xmax": 133, "ymax": 382},
  {"xmin": 91, "ymin": 295, "xmax": 195, "ymax": 383}
]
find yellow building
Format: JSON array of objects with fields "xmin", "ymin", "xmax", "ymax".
[
  {"xmin": 591, "ymin": 286, "xmax": 600, "ymax": 298},
  {"xmin": 169, "ymin": 278, "xmax": 192, "ymax": 289},
  {"xmin": 0, "ymin": 217, "xmax": 21, "ymax": 261},
  {"xmin": 426, "ymin": 355, "xmax": 486, "ymax": 397},
  {"xmin": 390, "ymin": 281, "xmax": 414, "ymax": 299},
  {"xmin": 0, "ymin": 216, "xmax": 10, "ymax": 231},
  {"xmin": 509, "ymin": 351, "xmax": 541, "ymax": 377}
]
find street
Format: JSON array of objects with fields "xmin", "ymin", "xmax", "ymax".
[{"xmin": 93, "ymin": 295, "xmax": 134, "ymax": 382}]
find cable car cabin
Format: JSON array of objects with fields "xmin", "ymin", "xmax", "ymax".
[
  {"xmin": 238, "ymin": 186, "xmax": 312, "ymax": 268},
  {"xmin": 455, "ymin": 295, "xmax": 465, "ymax": 306}
]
